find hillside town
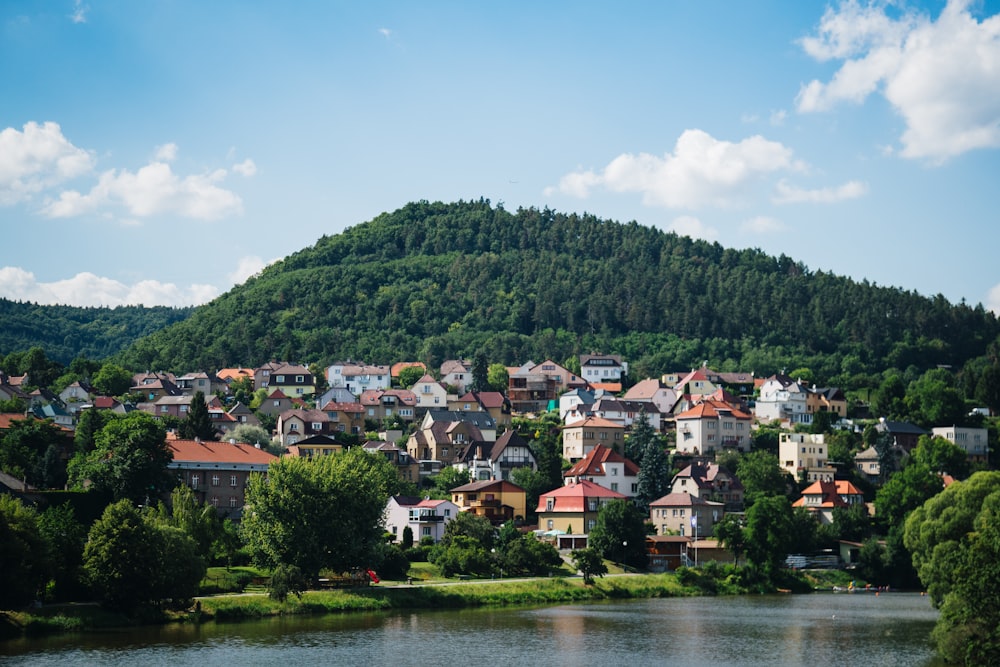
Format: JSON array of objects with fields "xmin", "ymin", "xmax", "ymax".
[{"xmin": 1, "ymin": 351, "xmax": 991, "ymax": 576}]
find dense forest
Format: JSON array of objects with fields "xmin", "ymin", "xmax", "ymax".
[
  {"xmin": 101, "ymin": 199, "xmax": 999, "ymax": 384},
  {"xmin": 0, "ymin": 300, "xmax": 192, "ymax": 365}
]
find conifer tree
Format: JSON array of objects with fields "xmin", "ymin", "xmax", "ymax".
[{"xmin": 179, "ymin": 390, "xmax": 217, "ymax": 441}]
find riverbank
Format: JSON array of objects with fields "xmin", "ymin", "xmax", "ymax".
[{"xmin": 0, "ymin": 568, "xmax": 861, "ymax": 639}]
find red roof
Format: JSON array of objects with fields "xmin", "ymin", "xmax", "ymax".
[
  {"xmin": 564, "ymin": 444, "xmax": 639, "ymax": 478},
  {"xmin": 675, "ymin": 399, "xmax": 751, "ymax": 421},
  {"xmin": 168, "ymin": 439, "xmax": 277, "ymax": 465},
  {"xmin": 562, "ymin": 416, "xmax": 623, "ymax": 430},
  {"xmin": 536, "ymin": 479, "xmax": 627, "ymax": 513}
]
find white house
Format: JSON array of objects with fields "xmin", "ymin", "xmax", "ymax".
[
  {"xmin": 384, "ymin": 496, "xmax": 459, "ymax": 543},
  {"xmin": 931, "ymin": 425, "xmax": 990, "ymax": 463},
  {"xmin": 754, "ymin": 374, "xmax": 811, "ymax": 425},
  {"xmin": 779, "ymin": 432, "xmax": 835, "ymax": 482},
  {"xmin": 411, "ymin": 374, "xmax": 449, "ymax": 411},
  {"xmin": 563, "ymin": 443, "xmax": 639, "ymax": 497},
  {"xmin": 326, "ymin": 362, "xmax": 391, "ymax": 395}
]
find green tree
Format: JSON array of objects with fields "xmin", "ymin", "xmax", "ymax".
[
  {"xmin": 736, "ymin": 450, "xmax": 789, "ymax": 508},
  {"xmin": 911, "ymin": 434, "xmax": 970, "ymax": 480},
  {"xmin": 83, "ymin": 499, "xmax": 204, "ymax": 613},
  {"xmin": 429, "ymin": 534, "xmax": 493, "ymax": 577},
  {"xmin": 0, "ymin": 495, "xmax": 48, "ymax": 609},
  {"xmin": 38, "ymin": 502, "xmax": 88, "ymax": 601},
  {"xmin": 91, "ymin": 363, "xmax": 134, "ymax": 397},
  {"xmin": 470, "ymin": 351, "xmax": 489, "ymax": 393},
  {"xmin": 397, "ymin": 365, "xmax": 426, "ymax": 389},
  {"xmin": 0, "ymin": 417, "xmax": 69, "ymax": 487},
  {"xmin": 904, "ymin": 369, "xmax": 965, "ymax": 428},
  {"xmin": 228, "ymin": 376, "xmax": 255, "ymax": 405},
  {"xmin": 69, "ymin": 411, "xmax": 174, "ymax": 504},
  {"xmin": 903, "ymin": 471, "xmax": 1000, "ymax": 663},
  {"xmin": 571, "ymin": 547, "xmax": 607, "ymax": 584},
  {"xmin": 241, "ymin": 448, "xmax": 400, "ymax": 580},
  {"xmin": 430, "ymin": 466, "xmax": 471, "ymax": 496},
  {"xmin": 743, "ymin": 494, "xmax": 794, "ymax": 582},
  {"xmin": 625, "ymin": 409, "xmax": 657, "ymax": 465},
  {"xmin": 588, "ymin": 499, "xmax": 648, "ymax": 569},
  {"xmin": 269, "ymin": 563, "xmax": 307, "ymax": 602},
  {"xmin": 229, "ymin": 424, "xmax": 272, "ymax": 447},
  {"xmin": 871, "ymin": 373, "xmax": 907, "ymax": 419},
  {"xmin": 438, "ymin": 511, "xmax": 495, "ymax": 550},
  {"xmin": 634, "ymin": 437, "xmax": 669, "ymax": 513},
  {"xmin": 487, "ymin": 363, "xmax": 509, "ymax": 393},
  {"xmin": 179, "ymin": 391, "xmax": 217, "ymax": 441},
  {"xmin": 73, "ymin": 407, "xmax": 107, "ymax": 454},
  {"xmin": 714, "ymin": 513, "xmax": 746, "ymax": 565},
  {"xmin": 401, "ymin": 525, "xmax": 414, "ymax": 550},
  {"xmin": 501, "ymin": 534, "xmax": 562, "ymax": 576}
]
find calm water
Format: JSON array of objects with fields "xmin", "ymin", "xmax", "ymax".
[{"xmin": 1, "ymin": 592, "xmax": 940, "ymax": 666}]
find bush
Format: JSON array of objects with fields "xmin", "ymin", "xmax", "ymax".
[{"xmin": 268, "ymin": 564, "xmax": 307, "ymax": 602}]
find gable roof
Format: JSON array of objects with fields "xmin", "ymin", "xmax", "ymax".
[
  {"xmin": 562, "ymin": 416, "xmax": 623, "ymax": 430},
  {"xmin": 489, "ymin": 430, "xmax": 531, "ymax": 461},
  {"xmin": 650, "ymin": 492, "xmax": 722, "ymax": 508},
  {"xmin": 564, "ymin": 444, "xmax": 639, "ymax": 478},
  {"xmin": 675, "ymin": 399, "xmax": 752, "ymax": 421},
  {"xmin": 536, "ymin": 479, "xmax": 626, "ymax": 512}
]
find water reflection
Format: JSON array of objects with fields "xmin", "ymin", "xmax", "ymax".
[{"xmin": 0, "ymin": 593, "xmax": 941, "ymax": 666}]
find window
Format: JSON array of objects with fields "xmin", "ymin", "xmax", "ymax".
[
  {"xmin": 588, "ymin": 499, "xmax": 598, "ymax": 512},
  {"xmin": 311, "ymin": 422, "xmax": 322, "ymax": 431},
  {"xmin": 289, "ymin": 422, "xmax": 298, "ymax": 431},
  {"xmin": 211, "ymin": 497, "xmax": 219, "ymax": 507},
  {"xmin": 229, "ymin": 496, "xmax": 238, "ymax": 508},
  {"xmin": 587, "ymin": 519, "xmax": 596, "ymax": 531},
  {"xmin": 672, "ymin": 509, "xmax": 678, "ymax": 517},
  {"xmin": 191, "ymin": 474, "xmax": 199, "ymax": 488},
  {"xmin": 611, "ymin": 483, "xmax": 618, "ymax": 492},
  {"xmin": 273, "ymin": 400, "xmax": 280, "ymax": 407},
  {"xmin": 546, "ymin": 498, "xmax": 555, "ymax": 512},
  {"xmin": 212, "ymin": 475, "xmax": 220, "ymax": 486},
  {"xmin": 230, "ymin": 475, "xmax": 238, "ymax": 487},
  {"xmin": 180, "ymin": 405, "xmax": 188, "ymax": 414},
  {"xmin": 296, "ymin": 375, "xmax": 304, "ymax": 383},
  {"xmin": 422, "ymin": 527, "xmax": 432, "ymax": 537},
  {"xmin": 160, "ymin": 405, "xmax": 169, "ymax": 413},
  {"xmin": 547, "ymin": 519, "xmax": 554, "ymax": 530}
]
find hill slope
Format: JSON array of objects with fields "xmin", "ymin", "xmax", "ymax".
[
  {"xmin": 114, "ymin": 199, "xmax": 999, "ymax": 380},
  {"xmin": 0, "ymin": 299, "xmax": 193, "ymax": 365}
]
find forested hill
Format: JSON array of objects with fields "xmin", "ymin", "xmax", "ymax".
[
  {"xmin": 111, "ymin": 199, "xmax": 1000, "ymax": 382},
  {"xmin": 0, "ymin": 299, "xmax": 193, "ymax": 365}
]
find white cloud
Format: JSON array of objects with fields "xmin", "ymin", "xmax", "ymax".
[
  {"xmin": 548, "ymin": 129, "xmax": 806, "ymax": 210},
  {"xmin": 665, "ymin": 216, "xmax": 718, "ymax": 242},
  {"xmin": 0, "ymin": 121, "xmax": 94, "ymax": 205},
  {"xmin": 378, "ymin": 27, "xmax": 392, "ymax": 38},
  {"xmin": 228, "ymin": 255, "xmax": 276, "ymax": 285},
  {"xmin": 987, "ymin": 282, "xmax": 1000, "ymax": 315},
  {"xmin": 42, "ymin": 160, "xmax": 243, "ymax": 220},
  {"xmin": 797, "ymin": 0, "xmax": 1000, "ymax": 161},
  {"xmin": 0, "ymin": 267, "xmax": 218, "ymax": 307},
  {"xmin": 770, "ymin": 109, "xmax": 787, "ymax": 126},
  {"xmin": 155, "ymin": 142, "xmax": 178, "ymax": 161},
  {"xmin": 741, "ymin": 216, "xmax": 786, "ymax": 234},
  {"xmin": 69, "ymin": 0, "xmax": 89, "ymax": 24},
  {"xmin": 772, "ymin": 179, "xmax": 868, "ymax": 204},
  {"xmin": 232, "ymin": 158, "xmax": 257, "ymax": 177}
]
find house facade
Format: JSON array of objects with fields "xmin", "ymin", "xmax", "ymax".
[
  {"xmin": 535, "ymin": 479, "xmax": 626, "ymax": 535},
  {"xmin": 561, "ymin": 416, "xmax": 625, "ymax": 462},
  {"xmin": 451, "ymin": 479, "xmax": 527, "ymax": 525},
  {"xmin": 440, "ymin": 359, "xmax": 472, "ymax": 393},
  {"xmin": 649, "ymin": 492, "xmax": 724, "ymax": 537},
  {"xmin": 673, "ymin": 399, "xmax": 752, "ymax": 455},
  {"xmin": 779, "ymin": 432, "xmax": 835, "ymax": 482},
  {"xmin": 931, "ymin": 425, "xmax": 990, "ymax": 463},
  {"xmin": 563, "ymin": 443, "xmax": 639, "ymax": 497},
  {"xmin": 411, "ymin": 374, "xmax": 449, "ymax": 411},
  {"xmin": 792, "ymin": 480, "xmax": 865, "ymax": 524},
  {"xmin": 579, "ymin": 354, "xmax": 628, "ymax": 384},
  {"xmin": 385, "ymin": 495, "xmax": 459, "ymax": 543},
  {"xmin": 669, "ymin": 462, "xmax": 744, "ymax": 512},
  {"xmin": 327, "ymin": 362, "xmax": 391, "ymax": 396},
  {"xmin": 360, "ymin": 389, "xmax": 418, "ymax": 424},
  {"xmin": 754, "ymin": 374, "xmax": 810, "ymax": 425},
  {"xmin": 167, "ymin": 437, "xmax": 276, "ymax": 519}
]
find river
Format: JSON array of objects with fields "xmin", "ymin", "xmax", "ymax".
[{"xmin": 0, "ymin": 592, "xmax": 940, "ymax": 666}]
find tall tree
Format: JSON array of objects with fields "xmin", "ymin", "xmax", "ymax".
[
  {"xmin": 588, "ymin": 499, "xmax": 649, "ymax": 569},
  {"xmin": 68, "ymin": 411, "xmax": 174, "ymax": 504},
  {"xmin": 241, "ymin": 447, "xmax": 400, "ymax": 579},
  {"xmin": 634, "ymin": 437, "xmax": 669, "ymax": 513},
  {"xmin": 625, "ymin": 409, "xmax": 657, "ymax": 465},
  {"xmin": 0, "ymin": 495, "xmax": 48, "ymax": 609},
  {"xmin": 179, "ymin": 391, "xmax": 217, "ymax": 441},
  {"xmin": 470, "ymin": 351, "xmax": 489, "ymax": 393},
  {"xmin": 91, "ymin": 363, "xmax": 134, "ymax": 397},
  {"xmin": 736, "ymin": 450, "xmax": 789, "ymax": 508},
  {"xmin": 743, "ymin": 494, "xmax": 794, "ymax": 582}
]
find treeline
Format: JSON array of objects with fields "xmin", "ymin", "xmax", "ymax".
[{"xmin": 0, "ymin": 299, "xmax": 193, "ymax": 365}]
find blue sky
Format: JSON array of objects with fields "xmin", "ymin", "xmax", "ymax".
[{"xmin": 2, "ymin": 0, "xmax": 999, "ymax": 314}]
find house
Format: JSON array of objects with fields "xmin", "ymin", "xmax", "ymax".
[
  {"xmin": 252, "ymin": 361, "xmax": 284, "ymax": 392},
  {"xmin": 876, "ymin": 420, "xmax": 928, "ymax": 453},
  {"xmin": 931, "ymin": 425, "xmax": 990, "ymax": 463},
  {"xmin": 58, "ymin": 380, "xmax": 92, "ymax": 413},
  {"xmin": 29, "ymin": 398, "xmax": 74, "ymax": 429},
  {"xmin": 167, "ymin": 437, "xmax": 276, "ymax": 519},
  {"xmin": 276, "ymin": 404, "xmax": 364, "ymax": 447},
  {"xmin": 853, "ymin": 446, "xmax": 882, "ymax": 484},
  {"xmin": 327, "ymin": 362, "xmax": 391, "ymax": 395},
  {"xmin": 420, "ymin": 410, "xmax": 497, "ymax": 442},
  {"xmin": 148, "ymin": 392, "xmax": 223, "ymax": 420},
  {"xmin": 360, "ymin": 389, "xmax": 418, "ymax": 424},
  {"xmin": 792, "ymin": 479, "xmax": 865, "ymax": 524},
  {"xmin": 385, "ymin": 495, "xmax": 460, "ymax": 544},
  {"xmin": 453, "ymin": 429, "xmax": 537, "ymax": 482},
  {"xmin": 174, "ymin": 372, "xmax": 220, "ymax": 396},
  {"xmin": 754, "ymin": 374, "xmax": 811, "ymax": 425},
  {"xmin": 561, "ymin": 416, "xmax": 625, "ymax": 462},
  {"xmin": 646, "ymin": 535, "xmax": 692, "ymax": 571},
  {"xmin": 316, "ymin": 385, "xmax": 359, "ymax": 407},
  {"xmin": 535, "ymin": 479, "xmax": 626, "ymax": 536},
  {"xmin": 407, "ymin": 416, "xmax": 488, "ymax": 476},
  {"xmin": 778, "ymin": 432, "xmax": 835, "ymax": 483},
  {"xmin": 267, "ymin": 363, "xmax": 315, "ymax": 398},
  {"xmin": 507, "ymin": 360, "xmax": 585, "ymax": 414},
  {"xmin": 226, "ymin": 402, "xmax": 260, "ymax": 428},
  {"xmin": 130, "ymin": 372, "xmax": 181, "ymax": 402},
  {"xmin": 411, "ymin": 374, "xmax": 449, "ymax": 411},
  {"xmin": 451, "ymin": 479, "xmax": 527, "ymax": 525},
  {"xmin": 440, "ymin": 359, "xmax": 472, "ymax": 393},
  {"xmin": 216, "ymin": 367, "xmax": 255, "ymax": 386},
  {"xmin": 563, "ymin": 444, "xmax": 639, "ymax": 497},
  {"xmin": 673, "ymin": 399, "xmax": 752, "ymax": 455},
  {"xmin": 363, "ymin": 440, "xmax": 420, "ymax": 485},
  {"xmin": 806, "ymin": 386, "xmax": 848, "ymax": 420},
  {"xmin": 669, "ymin": 462, "xmax": 744, "ymax": 512},
  {"xmin": 447, "ymin": 391, "xmax": 510, "ymax": 430},
  {"xmin": 255, "ymin": 389, "xmax": 297, "ymax": 418},
  {"xmin": 283, "ymin": 434, "xmax": 344, "ymax": 458},
  {"xmin": 649, "ymin": 492, "xmax": 724, "ymax": 537},
  {"xmin": 0, "ymin": 373, "xmax": 29, "ymax": 403},
  {"xmin": 669, "ymin": 368, "xmax": 719, "ymax": 399},
  {"xmin": 579, "ymin": 354, "xmax": 628, "ymax": 384},
  {"xmin": 622, "ymin": 378, "xmax": 679, "ymax": 419}
]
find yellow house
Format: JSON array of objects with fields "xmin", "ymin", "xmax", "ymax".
[{"xmin": 451, "ymin": 479, "xmax": 527, "ymax": 525}]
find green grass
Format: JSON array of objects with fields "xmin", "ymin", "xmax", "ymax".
[{"xmin": 199, "ymin": 566, "xmax": 270, "ymax": 595}]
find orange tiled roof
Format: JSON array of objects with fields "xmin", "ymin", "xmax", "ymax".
[{"xmin": 168, "ymin": 439, "xmax": 277, "ymax": 465}]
